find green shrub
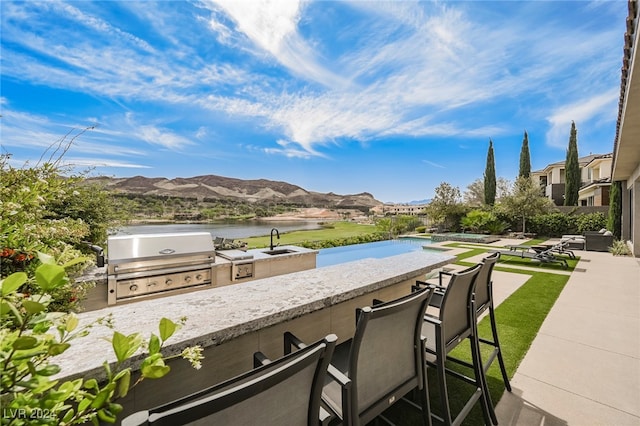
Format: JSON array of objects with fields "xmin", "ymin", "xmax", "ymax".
[
  {"xmin": 0, "ymin": 258, "xmax": 203, "ymax": 425},
  {"xmin": 609, "ymin": 240, "xmax": 632, "ymax": 256},
  {"xmin": 575, "ymin": 212, "xmax": 607, "ymax": 233},
  {"xmin": 527, "ymin": 213, "xmax": 577, "ymax": 237},
  {"xmin": 415, "ymin": 226, "xmax": 427, "ymax": 233}
]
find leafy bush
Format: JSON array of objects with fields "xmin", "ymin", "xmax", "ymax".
[
  {"xmin": 0, "ymin": 258, "xmax": 203, "ymax": 425},
  {"xmin": 415, "ymin": 226, "xmax": 427, "ymax": 233},
  {"xmin": 460, "ymin": 210, "xmax": 509, "ymax": 235},
  {"xmin": 575, "ymin": 212, "xmax": 607, "ymax": 233},
  {"xmin": 527, "ymin": 213, "xmax": 577, "ymax": 237},
  {"xmin": 1, "ymin": 147, "xmax": 125, "ymax": 311}
]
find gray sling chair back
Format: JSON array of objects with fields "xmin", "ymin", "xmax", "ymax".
[
  {"xmin": 121, "ymin": 334, "xmax": 337, "ymax": 426},
  {"xmin": 285, "ymin": 285, "xmax": 435, "ymax": 426},
  {"xmin": 415, "ymin": 252, "xmax": 511, "ymax": 425},
  {"xmin": 418, "ymin": 263, "xmax": 494, "ymax": 426}
]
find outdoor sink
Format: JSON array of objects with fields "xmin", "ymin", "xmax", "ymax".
[{"xmin": 262, "ymin": 248, "xmax": 297, "ymax": 256}]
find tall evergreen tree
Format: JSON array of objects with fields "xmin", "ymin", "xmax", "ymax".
[
  {"xmin": 608, "ymin": 181, "xmax": 622, "ymax": 239},
  {"xmin": 518, "ymin": 131, "xmax": 531, "ymax": 178},
  {"xmin": 564, "ymin": 121, "xmax": 580, "ymax": 206},
  {"xmin": 484, "ymin": 139, "xmax": 496, "ymax": 205}
]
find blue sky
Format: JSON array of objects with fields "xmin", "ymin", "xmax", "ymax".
[{"xmin": 0, "ymin": 1, "xmax": 628, "ymax": 203}]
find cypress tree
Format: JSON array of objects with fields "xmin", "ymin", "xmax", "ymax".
[
  {"xmin": 564, "ymin": 121, "xmax": 580, "ymax": 206},
  {"xmin": 608, "ymin": 180, "xmax": 622, "ymax": 239},
  {"xmin": 519, "ymin": 131, "xmax": 531, "ymax": 178},
  {"xmin": 484, "ymin": 139, "xmax": 496, "ymax": 205}
]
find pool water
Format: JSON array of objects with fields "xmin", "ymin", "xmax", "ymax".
[{"xmin": 316, "ymin": 237, "xmax": 434, "ymax": 268}]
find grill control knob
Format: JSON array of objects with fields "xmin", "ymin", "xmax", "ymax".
[
  {"xmin": 165, "ymin": 278, "xmax": 173, "ymax": 286},
  {"xmin": 184, "ymin": 275, "xmax": 192, "ymax": 283},
  {"xmin": 148, "ymin": 281, "xmax": 157, "ymax": 287},
  {"xmin": 129, "ymin": 284, "xmax": 138, "ymax": 291},
  {"xmin": 196, "ymin": 274, "xmax": 203, "ymax": 280}
]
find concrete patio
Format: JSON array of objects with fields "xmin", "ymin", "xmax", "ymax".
[{"xmin": 492, "ymin": 248, "xmax": 640, "ymax": 425}]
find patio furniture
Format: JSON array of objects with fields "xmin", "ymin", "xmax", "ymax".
[
  {"xmin": 286, "ymin": 285, "xmax": 435, "ymax": 426},
  {"xmin": 584, "ymin": 231, "xmax": 614, "ymax": 252},
  {"xmin": 418, "ymin": 264, "xmax": 494, "ymax": 426},
  {"xmin": 416, "ymin": 252, "xmax": 510, "ymax": 425},
  {"xmin": 533, "ymin": 240, "xmax": 576, "ymax": 259},
  {"xmin": 121, "ymin": 334, "xmax": 337, "ymax": 426},
  {"xmin": 561, "ymin": 235, "xmax": 586, "ymax": 250},
  {"xmin": 488, "ymin": 245, "xmax": 568, "ymax": 269}
]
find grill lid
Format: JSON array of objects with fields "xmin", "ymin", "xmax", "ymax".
[{"xmin": 107, "ymin": 232, "xmax": 215, "ymax": 263}]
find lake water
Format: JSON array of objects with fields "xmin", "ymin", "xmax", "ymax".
[
  {"xmin": 316, "ymin": 237, "xmax": 434, "ymax": 268},
  {"xmin": 114, "ymin": 220, "xmax": 323, "ymax": 239}
]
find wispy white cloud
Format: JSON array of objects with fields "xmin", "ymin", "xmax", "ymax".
[
  {"xmin": 206, "ymin": 0, "xmax": 349, "ymax": 88},
  {"xmin": 0, "ymin": 0, "xmax": 624, "ymax": 164},
  {"xmin": 545, "ymin": 89, "xmax": 619, "ymax": 148},
  {"xmin": 422, "ymin": 159, "xmax": 446, "ymax": 169}
]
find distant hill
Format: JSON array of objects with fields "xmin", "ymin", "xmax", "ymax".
[{"xmin": 86, "ymin": 175, "xmax": 383, "ymax": 209}]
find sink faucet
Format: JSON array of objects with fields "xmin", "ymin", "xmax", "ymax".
[{"xmin": 270, "ymin": 228, "xmax": 280, "ymax": 251}]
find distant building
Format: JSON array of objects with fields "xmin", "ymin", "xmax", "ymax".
[
  {"xmin": 370, "ymin": 203, "xmax": 428, "ymax": 216},
  {"xmin": 531, "ymin": 153, "xmax": 612, "ymax": 206}
]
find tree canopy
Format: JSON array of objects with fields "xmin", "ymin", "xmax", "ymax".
[{"xmin": 499, "ymin": 176, "xmax": 554, "ymax": 234}]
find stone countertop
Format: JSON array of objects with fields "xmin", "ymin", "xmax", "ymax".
[
  {"xmin": 218, "ymin": 245, "xmax": 317, "ymax": 262},
  {"xmin": 56, "ymin": 250, "xmax": 454, "ymax": 381}
]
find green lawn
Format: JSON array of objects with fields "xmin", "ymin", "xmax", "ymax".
[{"xmin": 241, "ymin": 221, "xmax": 378, "ymax": 248}]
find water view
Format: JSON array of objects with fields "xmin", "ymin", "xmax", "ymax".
[
  {"xmin": 316, "ymin": 237, "xmax": 434, "ymax": 268},
  {"xmin": 114, "ymin": 220, "xmax": 324, "ymax": 239}
]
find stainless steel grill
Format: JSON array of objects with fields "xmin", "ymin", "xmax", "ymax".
[{"xmin": 107, "ymin": 232, "xmax": 216, "ymax": 305}]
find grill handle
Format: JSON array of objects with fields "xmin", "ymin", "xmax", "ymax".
[{"xmin": 83, "ymin": 241, "xmax": 105, "ymax": 267}]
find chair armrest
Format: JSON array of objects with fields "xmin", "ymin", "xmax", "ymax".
[
  {"xmin": 414, "ymin": 279, "xmax": 441, "ymax": 292},
  {"xmin": 253, "ymin": 351, "xmax": 271, "ymax": 368},
  {"xmin": 323, "ymin": 364, "xmax": 353, "ymax": 425},
  {"xmin": 423, "ymin": 313, "xmax": 442, "ymax": 326},
  {"xmin": 437, "ymin": 269, "xmax": 453, "ymax": 286},
  {"xmin": 284, "ymin": 331, "xmax": 307, "ymax": 355}
]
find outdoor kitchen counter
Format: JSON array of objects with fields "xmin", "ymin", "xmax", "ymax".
[{"xmin": 56, "ymin": 250, "xmax": 454, "ymax": 385}]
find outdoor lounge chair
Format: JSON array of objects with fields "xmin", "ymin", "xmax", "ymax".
[
  {"xmin": 121, "ymin": 334, "xmax": 337, "ymax": 426},
  {"xmin": 489, "ymin": 245, "xmax": 569, "ymax": 269},
  {"xmin": 532, "ymin": 240, "xmax": 576, "ymax": 259},
  {"xmin": 286, "ymin": 285, "xmax": 435, "ymax": 426}
]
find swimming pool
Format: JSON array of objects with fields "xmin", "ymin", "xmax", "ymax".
[{"xmin": 316, "ymin": 237, "xmax": 435, "ymax": 268}]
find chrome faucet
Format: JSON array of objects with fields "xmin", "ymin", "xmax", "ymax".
[{"xmin": 270, "ymin": 228, "xmax": 280, "ymax": 251}]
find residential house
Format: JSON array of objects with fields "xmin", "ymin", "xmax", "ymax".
[
  {"xmin": 578, "ymin": 154, "xmax": 613, "ymax": 206},
  {"xmin": 611, "ymin": 0, "xmax": 640, "ymax": 257},
  {"xmin": 531, "ymin": 153, "xmax": 612, "ymax": 206}
]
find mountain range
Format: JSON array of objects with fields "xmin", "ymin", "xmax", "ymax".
[{"xmin": 87, "ymin": 175, "xmax": 383, "ymax": 209}]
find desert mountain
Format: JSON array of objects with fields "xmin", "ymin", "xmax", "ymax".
[{"xmin": 87, "ymin": 175, "xmax": 383, "ymax": 209}]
